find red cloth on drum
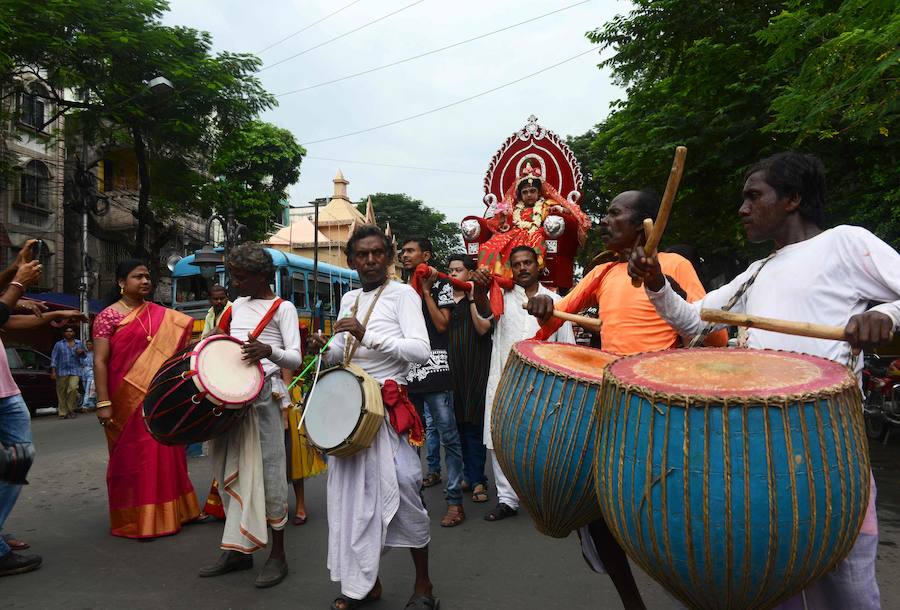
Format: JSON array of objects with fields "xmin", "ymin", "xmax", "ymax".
[{"xmin": 381, "ymin": 380, "xmax": 424, "ymax": 447}]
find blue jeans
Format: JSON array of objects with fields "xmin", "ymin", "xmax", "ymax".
[
  {"xmin": 0, "ymin": 394, "xmax": 32, "ymax": 557},
  {"xmin": 413, "ymin": 391, "xmax": 463, "ymax": 505},
  {"xmin": 458, "ymin": 421, "xmax": 487, "ymax": 488}
]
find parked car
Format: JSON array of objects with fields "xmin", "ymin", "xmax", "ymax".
[{"xmin": 6, "ymin": 347, "xmax": 56, "ymax": 416}]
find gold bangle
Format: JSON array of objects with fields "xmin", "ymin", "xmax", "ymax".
[{"xmin": 96, "ymin": 400, "xmax": 112, "ymax": 408}]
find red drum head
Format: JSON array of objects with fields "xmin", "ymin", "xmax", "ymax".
[
  {"xmin": 515, "ymin": 339, "xmax": 617, "ymax": 383},
  {"xmin": 608, "ymin": 348, "xmax": 852, "ymax": 399},
  {"xmin": 191, "ymin": 335, "xmax": 265, "ymax": 406}
]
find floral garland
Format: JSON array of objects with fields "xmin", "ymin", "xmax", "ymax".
[{"xmin": 512, "ymin": 198, "xmax": 545, "ymax": 233}]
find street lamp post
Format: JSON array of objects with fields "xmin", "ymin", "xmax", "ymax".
[{"xmin": 191, "ymin": 205, "xmax": 246, "ymax": 298}]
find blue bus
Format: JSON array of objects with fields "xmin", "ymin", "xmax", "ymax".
[{"xmin": 171, "ymin": 247, "xmax": 360, "ymax": 336}]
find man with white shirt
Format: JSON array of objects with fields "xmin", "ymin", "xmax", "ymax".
[
  {"xmin": 309, "ymin": 225, "xmax": 437, "ymax": 610},
  {"xmin": 471, "ymin": 245, "xmax": 575, "ymax": 522},
  {"xmin": 198, "ymin": 243, "xmax": 302, "ymax": 589},
  {"xmin": 629, "ymin": 152, "xmax": 899, "ymax": 609}
]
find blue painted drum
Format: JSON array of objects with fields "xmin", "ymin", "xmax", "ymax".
[
  {"xmin": 594, "ymin": 348, "xmax": 870, "ymax": 609},
  {"xmin": 492, "ymin": 340, "xmax": 618, "ymax": 538}
]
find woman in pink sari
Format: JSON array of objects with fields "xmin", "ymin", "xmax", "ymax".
[{"xmin": 93, "ymin": 259, "xmax": 199, "ymax": 538}]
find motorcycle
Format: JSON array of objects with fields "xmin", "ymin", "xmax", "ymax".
[{"xmin": 862, "ymin": 353, "xmax": 900, "ymax": 443}]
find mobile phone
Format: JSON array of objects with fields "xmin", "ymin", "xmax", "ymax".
[{"xmin": 30, "ymin": 240, "xmax": 44, "ymax": 260}]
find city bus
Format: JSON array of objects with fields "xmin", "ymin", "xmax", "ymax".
[{"xmin": 170, "ymin": 248, "xmax": 360, "ymax": 337}]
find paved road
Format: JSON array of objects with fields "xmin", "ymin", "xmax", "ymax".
[{"xmin": 4, "ymin": 414, "xmax": 899, "ymax": 609}]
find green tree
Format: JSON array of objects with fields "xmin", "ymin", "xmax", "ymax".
[
  {"xmin": 1, "ymin": 0, "xmax": 274, "ymax": 266},
  {"xmin": 203, "ymin": 120, "xmax": 306, "ymax": 240},
  {"xmin": 356, "ymin": 193, "xmax": 461, "ymax": 266},
  {"xmin": 573, "ymin": 0, "xmax": 899, "ymax": 272}
]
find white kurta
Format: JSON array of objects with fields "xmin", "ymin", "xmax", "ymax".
[
  {"xmin": 646, "ymin": 225, "xmax": 900, "ymax": 610},
  {"xmin": 483, "ymin": 284, "xmax": 575, "ymax": 448},
  {"xmin": 320, "ymin": 281, "xmax": 432, "ymax": 600}
]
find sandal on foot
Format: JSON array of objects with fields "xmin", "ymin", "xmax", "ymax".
[
  {"xmin": 2, "ymin": 535, "xmax": 29, "ymax": 551},
  {"xmin": 460, "ymin": 480, "xmax": 470, "ymax": 492},
  {"xmin": 484, "ymin": 502, "xmax": 517, "ymax": 522},
  {"xmin": 405, "ymin": 595, "xmax": 440, "ymax": 609},
  {"xmin": 439, "ymin": 505, "xmax": 465, "ymax": 528},
  {"xmin": 422, "ymin": 472, "xmax": 441, "ymax": 488},
  {"xmin": 471, "ymin": 483, "xmax": 488, "ymax": 503},
  {"xmin": 331, "ymin": 583, "xmax": 381, "ymax": 609},
  {"xmin": 292, "ymin": 514, "xmax": 307, "ymax": 526}
]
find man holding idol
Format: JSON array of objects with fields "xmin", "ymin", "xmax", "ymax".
[{"xmin": 629, "ymin": 152, "xmax": 900, "ymax": 609}]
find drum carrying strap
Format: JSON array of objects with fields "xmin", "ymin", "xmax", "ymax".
[
  {"xmin": 216, "ymin": 298, "xmax": 285, "ymax": 339},
  {"xmin": 343, "ymin": 281, "xmax": 389, "ymax": 365}
]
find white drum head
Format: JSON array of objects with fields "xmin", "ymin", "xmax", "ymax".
[
  {"xmin": 192, "ymin": 336, "xmax": 264, "ymax": 406},
  {"xmin": 305, "ymin": 368, "xmax": 363, "ymax": 450}
]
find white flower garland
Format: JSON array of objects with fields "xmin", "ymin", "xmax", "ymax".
[{"xmin": 512, "ymin": 198, "xmax": 545, "ymax": 233}]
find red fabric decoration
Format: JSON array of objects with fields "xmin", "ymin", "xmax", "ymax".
[
  {"xmin": 381, "ymin": 380, "xmax": 424, "ymax": 447},
  {"xmin": 410, "ymin": 263, "xmax": 513, "ymax": 319}
]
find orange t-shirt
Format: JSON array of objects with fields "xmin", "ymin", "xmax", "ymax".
[{"xmin": 537, "ymin": 252, "xmax": 726, "ymax": 355}]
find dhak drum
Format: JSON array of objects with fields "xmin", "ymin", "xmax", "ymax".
[
  {"xmin": 143, "ymin": 335, "xmax": 264, "ymax": 445},
  {"xmin": 595, "ymin": 348, "xmax": 869, "ymax": 610},
  {"xmin": 491, "ymin": 340, "xmax": 618, "ymax": 538},
  {"xmin": 304, "ymin": 364, "xmax": 385, "ymax": 458}
]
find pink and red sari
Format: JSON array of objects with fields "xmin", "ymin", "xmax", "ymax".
[{"xmin": 101, "ymin": 302, "xmax": 199, "ymax": 538}]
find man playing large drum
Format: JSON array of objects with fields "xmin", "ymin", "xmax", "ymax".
[
  {"xmin": 630, "ymin": 152, "xmax": 900, "ymax": 609},
  {"xmin": 198, "ymin": 243, "xmax": 302, "ymax": 588},
  {"xmin": 471, "ymin": 246, "xmax": 575, "ymax": 524},
  {"xmin": 527, "ymin": 189, "xmax": 725, "ymax": 610},
  {"xmin": 308, "ymin": 225, "xmax": 438, "ymax": 610}
]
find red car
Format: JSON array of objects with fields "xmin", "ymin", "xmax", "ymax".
[{"xmin": 6, "ymin": 346, "xmax": 57, "ymax": 416}]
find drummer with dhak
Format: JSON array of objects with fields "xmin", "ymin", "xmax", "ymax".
[
  {"xmin": 526, "ymin": 189, "xmax": 725, "ymax": 610},
  {"xmin": 308, "ymin": 225, "xmax": 439, "ymax": 610},
  {"xmin": 197, "ymin": 242, "xmax": 302, "ymax": 588},
  {"xmin": 630, "ymin": 152, "xmax": 900, "ymax": 609}
]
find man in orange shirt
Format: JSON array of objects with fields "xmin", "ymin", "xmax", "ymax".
[
  {"xmin": 528, "ymin": 189, "xmax": 726, "ymax": 353},
  {"xmin": 527, "ymin": 189, "xmax": 725, "ymax": 610}
]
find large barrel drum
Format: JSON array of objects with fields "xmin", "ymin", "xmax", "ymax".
[
  {"xmin": 492, "ymin": 340, "xmax": 617, "ymax": 538},
  {"xmin": 595, "ymin": 348, "xmax": 870, "ymax": 609}
]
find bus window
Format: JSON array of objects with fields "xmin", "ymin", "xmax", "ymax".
[
  {"xmin": 291, "ymin": 273, "xmax": 307, "ymax": 309},
  {"xmin": 316, "ymin": 278, "xmax": 332, "ymax": 315},
  {"xmin": 278, "ymin": 268, "xmax": 290, "ymax": 299}
]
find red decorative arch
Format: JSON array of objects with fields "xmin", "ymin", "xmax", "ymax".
[{"xmin": 482, "ymin": 115, "xmax": 583, "ymax": 212}]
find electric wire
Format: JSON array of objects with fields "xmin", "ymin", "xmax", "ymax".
[
  {"xmin": 274, "ymin": 0, "xmax": 591, "ymax": 96},
  {"xmin": 300, "ymin": 47, "xmax": 598, "ymax": 145},
  {"xmin": 259, "ymin": 0, "xmax": 427, "ymax": 73}
]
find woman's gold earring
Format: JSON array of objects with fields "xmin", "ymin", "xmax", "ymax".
[{"xmin": 119, "ymin": 285, "xmax": 124, "ymax": 295}]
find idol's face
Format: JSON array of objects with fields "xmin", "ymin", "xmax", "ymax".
[{"xmin": 519, "ymin": 186, "xmax": 540, "ymax": 206}]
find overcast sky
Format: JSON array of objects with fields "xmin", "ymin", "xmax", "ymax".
[{"xmin": 164, "ymin": 0, "xmax": 630, "ymax": 224}]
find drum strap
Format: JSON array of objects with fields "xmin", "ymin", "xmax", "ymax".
[
  {"xmin": 343, "ymin": 281, "xmax": 389, "ymax": 365},
  {"xmin": 216, "ymin": 298, "xmax": 285, "ymax": 340},
  {"xmin": 689, "ymin": 254, "xmax": 775, "ymax": 348}
]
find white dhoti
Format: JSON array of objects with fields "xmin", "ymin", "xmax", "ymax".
[
  {"xmin": 326, "ymin": 422, "xmax": 431, "ymax": 600},
  {"xmin": 211, "ymin": 379, "xmax": 289, "ymax": 553}
]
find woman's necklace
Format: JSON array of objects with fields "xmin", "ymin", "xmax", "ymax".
[{"xmin": 120, "ymin": 298, "xmax": 151, "ymax": 341}]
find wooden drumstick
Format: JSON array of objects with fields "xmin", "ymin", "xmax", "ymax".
[
  {"xmin": 642, "ymin": 218, "xmax": 653, "ymax": 243},
  {"xmin": 632, "ymin": 146, "xmax": 688, "ymax": 287},
  {"xmin": 521, "ymin": 302, "xmax": 602, "ymax": 333},
  {"xmin": 700, "ymin": 309, "xmax": 846, "ymax": 341}
]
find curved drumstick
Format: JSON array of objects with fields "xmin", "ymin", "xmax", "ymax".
[
  {"xmin": 700, "ymin": 309, "xmax": 845, "ymax": 341},
  {"xmin": 521, "ymin": 301, "xmax": 602, "ymax": 333},
  {"xmin": 632, "ymin": 146, "xmax": 688, "ymax": 287}
]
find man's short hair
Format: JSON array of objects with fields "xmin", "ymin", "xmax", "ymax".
[
  {"xmin": 745, "ymin": 152, "xmax": 826, "ymax": 228},
  {"xmin": 209, "ymin": 284, "xmax": 227, "ymax": 295},
  {"xmin": 631, "ymin": 189, "xmax": 661, "ymax": 225},
  {"xmin": 402, "ymin": 237, "xmax": 433, "ymax": 256},
  {"xmin": 346, "ymin": 225, "xmax": 394, "ymax": 262},
  {"xmin": 509, "ymin": 245, "xmax": 539, "ymax": 262},
  {"xmin": 447, "ymin": 254, "xmax": 476, "ymax": 271},
  {"xmin": 227, "ymin": 243, "xmax": 275, "ymax": 277}
]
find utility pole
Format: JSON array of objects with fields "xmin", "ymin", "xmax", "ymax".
[{"xmin": 312, "ymin": 198, "xmax": 320, "ymax": 332}]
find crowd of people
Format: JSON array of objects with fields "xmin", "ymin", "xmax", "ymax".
[{"xmin": 0, "ymin": 152, "xmax": 898, "ymax": 610}]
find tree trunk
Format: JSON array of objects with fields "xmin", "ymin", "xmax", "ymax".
[{"xmin": 131, "ymin": 125, "xmax": 151, "ymax": 260}]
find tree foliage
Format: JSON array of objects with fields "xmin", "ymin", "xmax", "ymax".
[
  {"xmin": 355, "ymin": 193, "xmax": 462, "ymax": 266},
  {"xmin": 572, "ymin": 0, "xmax": 899, "ymax": 272},
  {"xmin": 1, "ymin": 0, "xmax": 278, "ymax": 266},
  {"xmin": 204, "ymin": 120, "xmax": 306, "ymax": 240}
]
